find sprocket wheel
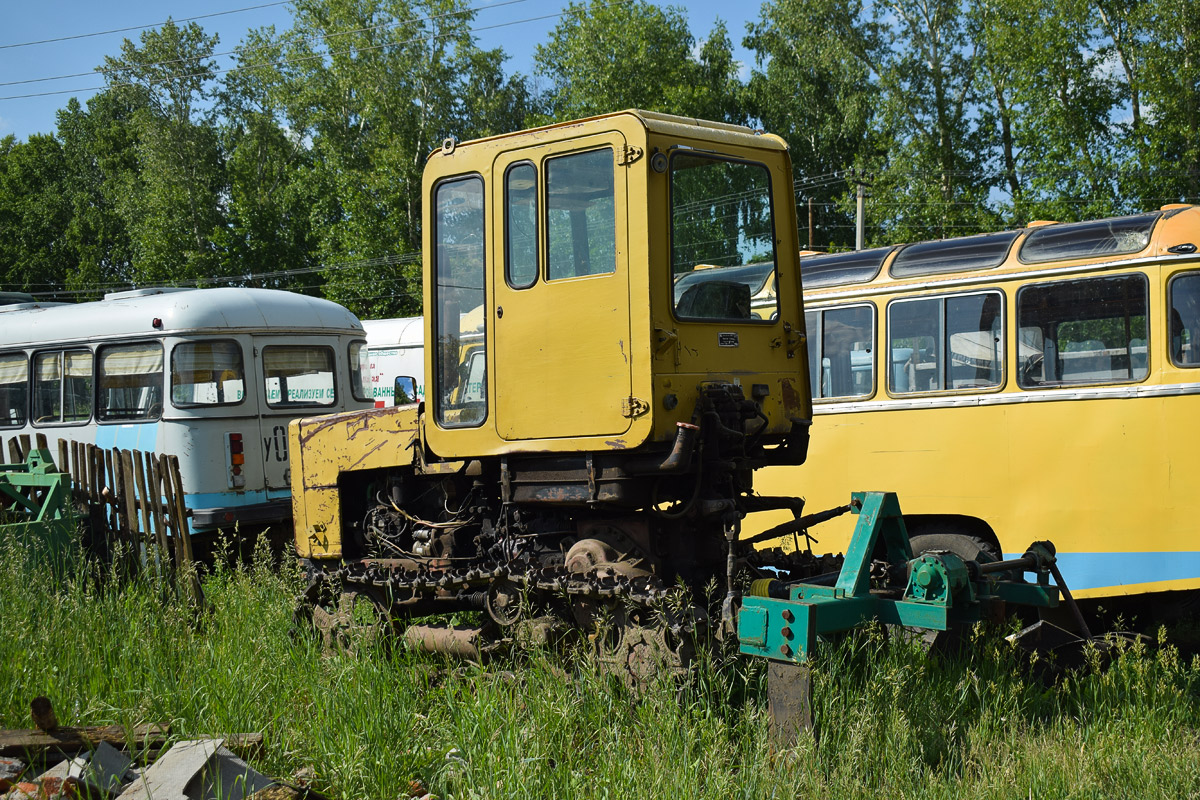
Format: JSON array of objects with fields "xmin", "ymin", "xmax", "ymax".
[{"xmin": 597, "ymin": 616, "xmax": 697, "ymax": 689}]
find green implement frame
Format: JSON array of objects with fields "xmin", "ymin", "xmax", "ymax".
[
  {"xmin": 738, "ymin": 491, "xmax": 1069, "ymax": 740},
  {"xmin": 0, "ymin": 448, "xmax": 75, "ymax": 557}
]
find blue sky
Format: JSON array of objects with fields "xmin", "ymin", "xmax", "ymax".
[{"xmin": 0, "ymin": 0, "xmax": 763, "ymax": 142}]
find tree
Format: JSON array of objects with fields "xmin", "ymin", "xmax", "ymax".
[
  {"xmin": 744, "ymin": 0, "xmax": 882, "ymax": 249},
  {"xmin": 973, "ymin": 0, "xmax": 1126, "ymax": 222},
  {"xmin": 0, "ymin": 135, "xmax": 75, "ymax": 294},
  {"xmin": 534, "ymin": 1, "xmax": 738, "ymax": 123},
  {"xmin": 1137, "ymin": 0, "xmax": 1200, "ymax": 204},
  {"xmin": 235, "ymin": 0, "xmax": 529, "ymax": 317},
  {"xmin": 99, "ymin": 20, "xmax": 228, "ymax": 286}
]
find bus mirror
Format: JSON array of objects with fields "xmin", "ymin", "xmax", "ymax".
[{"xmin": 394, "ymin": 376, "xmax": 418, "ymax": 406}]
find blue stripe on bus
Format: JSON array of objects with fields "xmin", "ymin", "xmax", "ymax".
[
  {"xmin": 185, "ymin": 490, "xmax": 271, "ymax": 509},
  {"xmin": 1003, "ymin": 550, "xmax": 1200, "ymax": 591}
]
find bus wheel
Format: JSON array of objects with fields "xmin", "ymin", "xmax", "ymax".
[
  {"xmin": 893, "ymin": 533, "xmax": 1002, "ymax": 654},
  {"xmin": 907, "ymin": 533, "xmax": 1000, "ymax": 564}
]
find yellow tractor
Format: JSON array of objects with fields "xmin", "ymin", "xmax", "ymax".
[{"xmin": 289, "ymin": 110, "xmax": 819, "ymax": 678}]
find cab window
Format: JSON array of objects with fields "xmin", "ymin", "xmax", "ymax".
[
  {"xmin": 505, "ymin": 162, "xmax": 538, "ymax": 289},
  {"xmin": 671, "ymin": 153, "xmax": 777, "ymax": 322},
  {"xmin": 433, "ymin": 176, "xmax": 487, "ymax": 428},
  {"xmin": 546, "ymin": 149, "xmax": 616, "ymax": 280}
]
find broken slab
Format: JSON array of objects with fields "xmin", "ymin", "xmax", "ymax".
[
  {"xmin": 0, "ymin": 756, "xmax": 25, "ymax": 791},
  {"xmin": 67, "ymin": 742, "xmax": 134, "ymax": 797},
  {"xmin": 116, "ymin": 740, "xmax": 273, "ymax": 800}
]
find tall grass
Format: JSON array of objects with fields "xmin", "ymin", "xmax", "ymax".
[{"xmin": 2, "ymin": 534, "xmax": 1199, "ymax": 799}]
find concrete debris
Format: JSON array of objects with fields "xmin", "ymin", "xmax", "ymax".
[
  {"xmin": 0, "ymin": 757, "xmax": 26, "ymax": 791},
  {"xmin": 67, "ymin": 742, "xmax": 134, "ymax": 797},
  {"xmin": 2, "ymin": 700, "xmax": 326, "ymax": 800},
  {"xmin": 116, "ymin": 739, "xmax": 273, "ymax": 800}
]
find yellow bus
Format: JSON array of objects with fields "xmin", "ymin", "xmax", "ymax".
[{"xmin": 755, "ymin": 205, "xmax": 1200, "ymax": 600}]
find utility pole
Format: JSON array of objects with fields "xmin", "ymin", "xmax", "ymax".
[
  {"xmin": 847, "ymin": 170, "xmax": 873, "ymax": 251},
  {"xmin": 808, "ymin": 197, "xmax": 814, "ymax": 250}
]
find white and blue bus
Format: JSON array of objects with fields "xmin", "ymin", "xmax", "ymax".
[{"xmin": 0, "ymin": 287, "xmax": 373, "ymax": 533}]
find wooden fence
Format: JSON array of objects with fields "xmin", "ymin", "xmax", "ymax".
[{"xmin": 2, "ymin": 433, "xmax": 202, "ymax": 602}]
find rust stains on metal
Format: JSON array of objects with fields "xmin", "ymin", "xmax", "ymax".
[{"xmin": 778, "ymin": 377, "xmax": 801, "ymax": 414}]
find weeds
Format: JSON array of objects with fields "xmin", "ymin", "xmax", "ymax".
[{"xmin": 2, "ymin": 535, "xmax": 1199, "ymax": 799}]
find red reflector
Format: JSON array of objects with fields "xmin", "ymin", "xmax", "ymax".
[
  {"xmin": 232, "ymin": 465, "xmax": 242, "ymax": 475},
  {"xmin": 152, "ymin": 318, "xmax": 163, "ymax": 329},
  {"xmin": 223, "ymin": 512, "xmax": 235, "ymax": 522}
]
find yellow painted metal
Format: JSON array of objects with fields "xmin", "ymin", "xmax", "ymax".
[
  {"xmin": 754, "ymin": 206, "xmax": 1200, "ymax": 599},
  {"xmin": 421, "ymin": 109, "xmax": 809, "ymax": 460},
  {"xmin": 292, "ymin": 109, "xmax": 809, "ymax": 562},
  {"xmin": 290, "ymin": 404, "xmax": 419, "ymax": 559}
]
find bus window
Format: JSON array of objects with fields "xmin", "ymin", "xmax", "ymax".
[
  {"xmin": 171, "ymin": 341, "xmax": 245, "ymax": 407},
  {"xmin": 32, "ymin": 349, "xmax": 93, "ymax": 424},
  {"xmin": 263, "ymin": 346, "xmax": 336, "ymax": 408},
  {"xmin": 1017, "ymin": 274, "xmax": 1149, "ymax": 387},
  {"xmin": 1169, "ymin": 272, "xmax": 1200, "ymax": 367},
  {"xmin": 98, "ymin": 342, "xmax": 164, "ymax": 421},
  {"xmin": 947, "ymin": 294, "xmax": 1003, "ymax": 389},
  {"xmin": 32, "ymin": 352, "xmax": 61, "ymax": 423},
  {"xmin": 805, "ymin": 305, "xmax": 874, "ymax": 400},
  {"xmin": 889, "ymin": 292, "xmax": 1003, "ymax": 394},
  {"xmin": 0, "ymin": 352, "xmax": 27, "ymax": 428},
  {"xmin": 889, "ymin": 298, "xmax": 941, "ymax": 392}
]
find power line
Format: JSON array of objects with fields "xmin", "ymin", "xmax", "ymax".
[
  {"xmin": 0, "ymin": 0, "xmax": 532, "ymax": 89},
  {"xmin": 0, "ymin": 1, "xmax": 293, "ymax": 51},
  {"xmin": 0, "ymin": 3, "xmax": 587, "ymax": 102}
]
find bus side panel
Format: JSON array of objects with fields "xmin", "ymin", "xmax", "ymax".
[
  {"xmin": 368, "ymin": 345, "xmax": 425, "ymax": 408},
  {"xmin": 758, "ymin": 394, "xmax": 1200, "ymax": 598},
  {"xmin": 291, "ymin": 404, "xmax": 421, "ymax": 560}
]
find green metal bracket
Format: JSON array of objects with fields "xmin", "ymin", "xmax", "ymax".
[
  {"xmin": 0, "ymin": 448, "xmax": 75, "ymax": 558},
  {"xmin": 738, "ymin": 491, "xmax": 1062, "ymax": 664}
]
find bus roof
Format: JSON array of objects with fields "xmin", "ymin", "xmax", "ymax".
[
  {"xmin": 800, "ymin": 205, "xmax": 1200, "ymax": 292},
  {"xmin": 0, "ymin": 291, "xmax": 36, "ymax": 306},
  {"xmin": 0, "ymin": 287, "xmax": 363, "ymax": 348},
  {"xmin": 362, "ymin": 317, "xmax": 424, "ymax": 348}
]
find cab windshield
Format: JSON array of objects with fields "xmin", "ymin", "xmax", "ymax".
[{"xmin": 670, "ymin": 153, "xmax": 777, "ymax": 321}]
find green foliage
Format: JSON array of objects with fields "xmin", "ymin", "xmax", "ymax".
[
  {"xmin": 0, "ymin": 134, "xmax": 75, "ymax": 293},
  {"xmin": 533, "ymin": 1, "xmax": 740, "ymax": 123},
  {"xmin": 3, "ymin": 0, "xmax": 1200, "ymax": 300},
  {"xmin": 99, "ymin": 21, "xmax": 228, "ymax": 287},
  {"xmin": 3, "ymin": 538, "xmax": 1200, "ymax": 799}
]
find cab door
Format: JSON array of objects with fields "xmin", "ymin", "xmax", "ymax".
[{"xmin": 492, "ymin": 134, "xmax": 633, "ymax": 441}]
